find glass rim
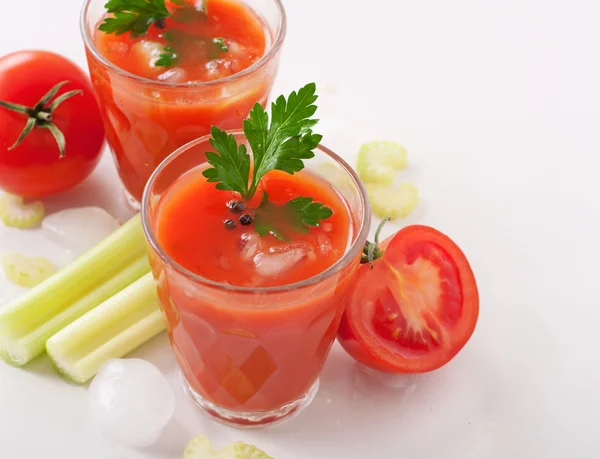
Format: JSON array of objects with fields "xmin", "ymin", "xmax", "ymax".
[
  {"xmin": 80, "ymin": 0, "xmax": 287, "ymax": 89},
  {"xmin": 141, "ymin": 130, "xmax": 372, "ymax": 294}
]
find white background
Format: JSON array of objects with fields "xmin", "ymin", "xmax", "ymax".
[{"xmin": 1, "ymin": 0, "xmax": 600, "ymax": 458}]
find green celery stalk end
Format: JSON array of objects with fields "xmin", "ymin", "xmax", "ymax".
[
  {"xmin": 46, "ymin": 273, "xmax": 166, "ymax": 384},
  {"xmin": 0, "ymin": 215, "xmax": 150, "ymax": 365}
]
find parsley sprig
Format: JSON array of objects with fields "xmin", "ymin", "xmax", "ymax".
[
  {"xmin": 203, "ymin": 83, "xmax": 333, "ymax": 238},
  {"xmin": 254, "ymin": 193, "xmax": 333, "ymax": 240},
  {"xmin": 99, "ymin": 0, "xmax": 170, "ymax": 37},
  {"xmin": 204, "ymin": 83, "xmax": 321, "ymax": 199}
]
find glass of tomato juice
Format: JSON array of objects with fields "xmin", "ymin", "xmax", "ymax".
[
  {"xmin": 80, "ymin": 0, "xmax": 286, "ymax": 208},
  {"xmin": 141, "ymin": 132, "xmax": 371, "ymax": 427}
]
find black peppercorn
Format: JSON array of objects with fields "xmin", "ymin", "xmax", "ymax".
[
  {"xmin": 239, "ymin": 214, "xmax": 253, "ymax": 226},
  {"xmin": 155, "ymin": 18, "xmax": 167, "ymax": 29},
  {"xmin": 227, "ymin": 200, "xmax": 246, "ymax": 213},
  {"xmin": 224, "ymin": 219, "xmax": 237, "ymax": 229}
]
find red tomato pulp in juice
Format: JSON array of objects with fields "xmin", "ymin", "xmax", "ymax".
[
  {"xmin": 87, "ymin": 0, "xmax": 276, "ymax": 201},
  {"xmin": 151, "ymin": 168, "xmax": 359, "ymax": 413}
]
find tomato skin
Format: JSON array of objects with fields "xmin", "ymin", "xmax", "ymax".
[
  {"xmin": 0, "ymin": 51, "xmax": 105, "ymax": 197},
  {"xmin": 337, "ymin": 225, "xmax": 479, "ymax": 374}
]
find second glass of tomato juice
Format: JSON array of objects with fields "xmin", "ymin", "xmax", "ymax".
[
  {"xmin": 141, "ymin": 129, "xmax": 371, "ymax": 427},
  {"xmin": 80, "ymin": 0, "xmax": 286, "ymax": 207}
]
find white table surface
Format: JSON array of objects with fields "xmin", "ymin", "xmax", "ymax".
[{"xmin": 1, "ymin": 0, "xmax": 600, "ymax": 458}]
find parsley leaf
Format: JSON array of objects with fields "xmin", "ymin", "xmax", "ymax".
[
  {"xmin": 203, "ymin": 126, "xmax": 251, "ymax": 195},
  {"xmin": 213, "ymin": 37, "xmax": 229, "ymax": 53},
  {"xmin": 202, "ymin": 83, "xmax": 333, "ymax": 235},
  {"xmin": 99, "ymin": 0, "xmax": 170, "ymax": 37},
  {"xmin": 155, "ymin": 45, "xmax": 177, "ymax": 67},
  {"xmin": 204, "ymin": 83, "xmax": 321, "ymax": 200},
  {"xmin": 245, "ymin": 83, "xmax": 320, "ymax": 197},
  {"xmin": 286, "ymin": 196, "xmax": 333, "ymax": 228},
  {"xmin": 254, "ymin": 192, "xmax": 333, "ymax": 241}
]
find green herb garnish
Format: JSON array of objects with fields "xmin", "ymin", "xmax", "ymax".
[
  {"xmin": 99, "ymin": 1, "xmax": 228, "ymax": 69},
  {"xmin": 155, "ymin": 45, "xmax": 177, "ymax": 67},
  {"xmin": 203, "ymin": 83, "xmax": 332, "ymax": 238},
  {"xmin": 208, "ymin": 37, "xmax": 229, "ymax": 60},
  {"xmin": 99, "ymin": 0, "xmax": 170, "ymax": 37},
  {"xmin": 254, "ymin": 192, "xmax": 333, "ymax": 241}
]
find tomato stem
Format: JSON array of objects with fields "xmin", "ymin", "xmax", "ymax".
[
  {"xmin": 361, "ymin": 217, "xmax": 391, "ymax": 269},
  {"xmin": 0, "ymin": 80, "xmax": 83, "ymax": 158}
]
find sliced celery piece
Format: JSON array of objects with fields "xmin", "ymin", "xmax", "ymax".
[
  {"xmin": 357, "ymin": 140, "xmax": 408, "ymax": 185},
  {"xmin": 184, "ymin": 435, "xmax": 274, "ymax": 459},
  {"xmin": 1, "ymin": 253, "xmax": 57, "ymax": 288},
  {"xmin": 0, "ymin": 215, "xmax": 150, "ymax": 365},
  {"xmin": 0, "ymin": 194, "xmax": 45, "ymax": 229},
  {"xmin": 367, "ymin": 182, "xmax": 419, "ymax": 219},
  {"xmin": 47, "ymin": 273, "xmax": 166, "ymax": 384}
]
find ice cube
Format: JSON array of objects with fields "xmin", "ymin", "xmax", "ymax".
[
  {"xmin": 107, "ymin": 41, "xmax": 130, "ymax": 56},
  {"xmin": 317, "ymin": 233, "xmax": 333, "ymax": 254},
  {"xmin": 42, "ymin": 207, "xmax": 120, "ymax": 259},
  {"xmin": 205, "ymin": 59, "xmax": 235, "ymax": 81},
  {"xmin": 253, "ymin": 246, "xmax": 308, "ymax": 278},
  {"xmin": 132, "ymin": 41, "xmax": 164, "ymax": 69},
  {"xmin": 239, "ymin": 233, "xmax": 263, "ymax": 261},
  {"xmin": 157, "ymin": 68, "xmax": 188, "ymax": 83},
  {"xmin": 88, "ymin": 359, "xmax": 175, "ymax": 449},
  {"xmin": 269, "ymin": 241, "xmax": 313, "ymax": 254}
]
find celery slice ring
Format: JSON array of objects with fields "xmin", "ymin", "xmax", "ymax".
[
  {"xmin": 184, "ymin": 435, "xmax": 274, "ymax": 459},
  {"xmin": 357, "ymin": 140, "xmax": 408, "ymax": 185},
  {"xmin": 367, "ymin": 182, "xmax": 419, "ymax": 219},
  {"xmin": 1, "ymin": 253, "xmax": 57, "ymax": 288},
  {"xmin": 0, "ymin": 194, "xmax": 45, "ymax": 229}
]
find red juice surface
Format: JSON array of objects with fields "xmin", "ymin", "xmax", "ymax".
[
  {"xmin": 156, "ymin": 168, "xmax": 351, "ymax": 287},
  {"xmin": 87, "ymin": 0, "xmax": 279, "ymax": 201},
  {"xmin": 96, "ymin": 0, "xmax": 266, "ymax": 82},
  {"xmin": 150, "ymin": 167, "xmax": 360, "ymax": 412}
]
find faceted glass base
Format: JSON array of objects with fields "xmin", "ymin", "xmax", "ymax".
[{"xmin": 181, "ymin": 372, "xmax": 320, "ymax": 429}]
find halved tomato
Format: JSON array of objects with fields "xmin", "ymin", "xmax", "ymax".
[{"xmin": 337, "ymin": 225, "xmax": 479, "ymax": 373}]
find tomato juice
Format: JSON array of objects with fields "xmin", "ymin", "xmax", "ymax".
[
  {"xmin": 82, "ymin": 0, "xmax": 285, "ymax": 203},
  {"xmin": 155, "ymin": 168, "xmax": 352, "ymax": 287},
  {"xmin": 142, "ymin": 136, "xmax": 370, "ymax": 425}
]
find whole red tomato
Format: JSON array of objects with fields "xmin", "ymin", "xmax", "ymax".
[{"xmin": 0, "ymin": 51, "xmax": 105, "ymax": 197}]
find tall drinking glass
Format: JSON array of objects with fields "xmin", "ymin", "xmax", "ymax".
[
  {"xmin": 80, "ymin": 0, "xmax": 286, "ymax": 208},
  {"xmin": 142, "ymin": 132, "xmax": 371, "ymax": 427}
]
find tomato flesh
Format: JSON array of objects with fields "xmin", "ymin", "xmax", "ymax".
[{"xmin": 337, "ymin": 225, "xmax": 479, "ymax": 373}]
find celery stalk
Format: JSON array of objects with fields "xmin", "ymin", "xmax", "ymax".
[
  {"xmin": 0, "ymin": 215, "xmax": 150, "ymax": 365},
  {"xmin": 46, "ymin": 273, "xmax": 165, "ymax": 383}
]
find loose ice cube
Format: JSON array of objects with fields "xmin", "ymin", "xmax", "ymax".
[{"xmin": 88, "ymin": 359, "xmax": 175, "ymax": 449}]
